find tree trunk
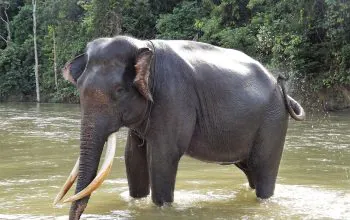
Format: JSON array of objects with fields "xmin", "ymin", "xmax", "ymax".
[
  {"xmin": 32, "ymin": 0, "xmax": 40, "ymax": 102},
  {"xmin": 0, "ymin": 3, "xmax": 11, "ymax": 45},
  {"xmin": 53, "ymin": 28, "xmax": 58, "ymax": 91}
]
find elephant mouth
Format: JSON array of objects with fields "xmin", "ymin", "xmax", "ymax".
[{"xmin": 53, "ymin": 132, "xmax": 118, "ymax": 205}]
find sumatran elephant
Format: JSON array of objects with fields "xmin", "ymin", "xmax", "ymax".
[{"xmin": 53, "ymin": 36, "xmax": 305, "ymax": 220}]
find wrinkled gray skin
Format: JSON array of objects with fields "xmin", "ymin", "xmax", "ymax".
[{"xmin": 63, "ymin": 36, "xmax": 305, "ymax": 220}]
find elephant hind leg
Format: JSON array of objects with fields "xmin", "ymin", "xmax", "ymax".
[
  {"xmin": 250, "ymin": 136, "xmax": 286, "ymax": 199},
  {"xmin": 125, "ymin": 130, "xmax": 150, "ymax": 198},
  {"xmin": 249, "ymin": 113, "xmax": 288, "ymax": 199},
  {"xmin": 235, "ymin": 161, "xmax": 255, "ymax": 189}
]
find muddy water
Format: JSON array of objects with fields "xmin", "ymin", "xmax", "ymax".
[{"xmin": 0, "ymin": 103, "xmax": 349, "ymax": 219}]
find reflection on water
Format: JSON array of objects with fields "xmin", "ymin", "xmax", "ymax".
[{"xmin": 0, "ymin": 103, "xmax": 349, "ymax": 219}]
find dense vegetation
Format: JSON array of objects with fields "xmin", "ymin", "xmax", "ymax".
[{"xmin": 0, "ymin": 0, "xmax": 349, "ymax": 104}]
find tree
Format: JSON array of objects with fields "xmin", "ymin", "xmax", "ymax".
[
  {"xmin": 52, "ymin": 28, "xmax": 58, "ymax": 91},
  {"xmin": 80, "ymin": 0, "xmax": 122, "ymax": 38},
  {"xmin": 156, "ymin": 1, "xmax": 204, "ymax": 40},
  {"xmin": 32, "ymin": 0, "xmax": 40, "ymax": 102},
  {"xmin": 0, "ymin": 0, "xmax": 11, "ymax": 45},
  {"xmin": 0, "ymin": 0, "xmax": 348, "ymax": 104}
]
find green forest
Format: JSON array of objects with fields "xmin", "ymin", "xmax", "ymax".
[{"xmin": 0, "ymin": 0, "xmax": 349, "ymax": 109}]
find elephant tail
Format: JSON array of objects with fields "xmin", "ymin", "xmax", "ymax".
[{"xmin": 277, "ymin": 75, "xmax": 306, "ymax": 121}]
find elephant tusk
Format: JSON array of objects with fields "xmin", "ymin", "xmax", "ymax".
[
  {"xmin": 53, "ymin": 157, "xmax": 80, "ymax": 205},
  {"xmin": 62, "ymin": 132, "xmax": 118, "ymax": 203}
]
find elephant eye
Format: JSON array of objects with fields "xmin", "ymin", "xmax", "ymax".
[{"xmin": 116, "ymin": 87, "xmax": 125, "ymax": 93}]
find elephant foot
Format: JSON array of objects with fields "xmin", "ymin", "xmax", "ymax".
[
  {"xmin": 256, "ymin": 183, "xmax": 274, "ymax": 199},
  {"xmin": 129, "ymin": 187, "xmax": 150, "ymax": 199},
  {"xmin": 256, "ymin": 190, "xmax": 274, "ymax": 199},
  {"xmin": 152, "ymin": 193, "xmax": 174, "ymax": 207},
  {"xmin": 254, "ymin": 171, "xmax": 276, "ymax": 199}
]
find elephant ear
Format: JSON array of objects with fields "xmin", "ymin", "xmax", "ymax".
[
  {"xmin": 134, "ymin": 48, "xmax": 154, "ymax": 102},
  {"xmin": 62, "ymin": 54, "xmax": 87, "ymax": 85}
]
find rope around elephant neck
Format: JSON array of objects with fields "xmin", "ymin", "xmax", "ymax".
[{"xmin": 134, "ymin": 40, "xmax": 156, "ymax": 147}]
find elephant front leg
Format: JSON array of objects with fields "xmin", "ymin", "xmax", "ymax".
[
  {"xmin": 147, "ymin": 139, "xmax": 181, "ymax": 206},
  {"xmin": 125, "ymin": 130, "xmax": 150, "ymax": 198}
]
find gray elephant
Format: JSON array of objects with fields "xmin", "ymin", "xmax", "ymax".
[{"xmin": 54, "ymin": 36, "xmax": 305, "ymax": 220}]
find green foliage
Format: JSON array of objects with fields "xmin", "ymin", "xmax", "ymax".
[
  {"xmin": 0, "ymin": 40, "xmax": 35, "ymax": 100},
  {"xmin": 156, "ymin": 1, "xmax": 203, "ymax": 40},
  {"xmin": 11, "ymin": 5, "xmax": 32, "ymax": 44},
  {"xmin": 192, "ymin": 0, "xmax": 258, "ymax": 56},
  {"xmin": 121, "ymin": 0, "xmax": 155, "ymax": 38},
  {"xmin": 0, "ymin": 0, "xmax": 349, "ymax": 102},
  {"xmin": 80, "ymin": 0, "xmax": 121, "ymax": 38}
]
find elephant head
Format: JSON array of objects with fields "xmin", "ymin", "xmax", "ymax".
[{"xmin": 53, "ymin": 37, "xmax": 154, "ymax": 219}]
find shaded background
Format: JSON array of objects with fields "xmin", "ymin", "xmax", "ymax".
[{"xmin": 0, "ymin": 0, "xmax": 349, "ymax": 110}]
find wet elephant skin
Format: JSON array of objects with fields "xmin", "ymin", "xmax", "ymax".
[{"xmin": 62, "ymin": 36, "xmax": 304, "ymax": 219}]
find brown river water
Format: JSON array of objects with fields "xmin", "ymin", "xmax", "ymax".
[{"xmin": 0, "ymin": 103, "xmax": 349, "ymax": 219}]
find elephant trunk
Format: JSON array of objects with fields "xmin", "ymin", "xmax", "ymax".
[
  {"xmin": 69, "ymin": 118, "xmax": 106, "ymax": 220},
  {"xmin": 52, "ymin": 111, "xmax": 118, "ymax": 220}
]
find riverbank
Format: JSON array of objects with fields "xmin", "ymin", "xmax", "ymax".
[
  {"xmin": 293, "ymin": 85, "xmax": 350, "ymax": 112},
  {"xmin": 2, "ymin": 86, "xmax": 349, "ymax": 112}
]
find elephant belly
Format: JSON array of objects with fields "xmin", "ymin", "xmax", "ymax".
[{"xmin": 185, "ymin": 129, "xmax": 253, "ymax": 163}]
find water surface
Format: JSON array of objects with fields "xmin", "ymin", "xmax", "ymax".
[{"xmin": 0, "ymin": 103, "xmax": 349, "ymax": 219}]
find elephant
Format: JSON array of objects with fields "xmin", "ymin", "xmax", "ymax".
[{"xmin": 53, "ymin": 36, "xmax": 305, "ymax": 220}]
